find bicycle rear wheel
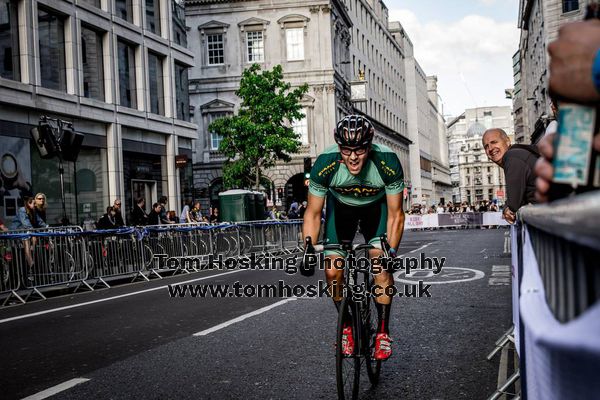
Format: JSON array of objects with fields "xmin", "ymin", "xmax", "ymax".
[{"xmin": 336, "ymin": 297, "xmax": 360, "ymax": 400}]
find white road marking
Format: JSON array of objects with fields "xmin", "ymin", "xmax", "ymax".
[
  {"xmin": 193, "ymin": 298, "xmax": 296, "ymax": 336},
  {"xmin": 408, "ymin": 242, "xmax": 433, "ymax": 254},
  {"xmin": 0, "ymin": 269, "xmax": 247, "ymax": 325},
  {"xmin": 479, "ymin": 248, "xmax": 487, "ymax": 254},
  {"xmin": 394, "ymin": 267, "xmax": 485, "ymax": 285},
  {"xmin": 430, "ymin": 248, "xmax": 440, "ymax": 254},
  {"xmin": 21, "ymin": 378, "xmax": 90, "ymax": 400},
  {"xmin": 489, "ymin": 265, "xmax": 511, "ymax": 286}
]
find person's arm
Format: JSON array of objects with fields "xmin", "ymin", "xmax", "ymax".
[
  {"xmin": 35, "ymin": 212, "xmax": 48, "ymax": 228},
  {"xmin": 386, "ymin": 193, "xmax": 405, "ymax": 251},
  {"xmin": 302, "ymin": 193, "xmax": 325, "ymax": 246},
  {"xmin": 503, "ymin": 155, "xmax": 530, "ymax": 213},
  {"xmin": 17, "ymin": 208, "xmax": 33, "ymax": 229}
]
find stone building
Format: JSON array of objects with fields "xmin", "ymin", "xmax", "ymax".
[
  {"xmin": 390, "ymin": 23, "xmax": 451, "ymax": 208},
  {"xmin": 516, "ymin": 0, "xmax": 590, "ymax": 143},
  {"xmin": 185, "ymin": 0, "xmax": 412, "ymax": 210},
  {"xmin": 0, "ymin": 0, "xmax": 196, "ymax": 225},
  {"xmin": 447, "ymin": 106, "xmax": 514, "ymax": 205}
]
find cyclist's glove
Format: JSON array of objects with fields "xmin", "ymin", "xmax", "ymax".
[{"xmin": 298, "ymin": 237, "xmax": 316, "ymax": 277}]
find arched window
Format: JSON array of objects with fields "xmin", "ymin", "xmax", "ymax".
[{"xmin": 77, "ymin": 169, "xmax": 97, "ymax": 192}]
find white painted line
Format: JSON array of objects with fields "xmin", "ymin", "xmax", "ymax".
[
  {"xmin": 21, "ymin": 378, "xmax": 90, "ymax": 400},
  {"xmin": 408, "ymin": 242, "xmax": 433, "ymax": 254},
  {"xmin": 430, "ymin": 248, "xmax": 440, "ymax": 254},
  {"xmin": 479, "ymin": 248, "xmax": 487, "ymax": 254},
  {"xmin": 193, "ymin": 298, "xmax": 297, "ymax": 336},
  {"xmin": 0, "ymin": 269, "xmax": 246, "ymax": 325}
]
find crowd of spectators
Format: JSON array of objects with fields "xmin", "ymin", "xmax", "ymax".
[{"xmin": 407, "ymin": 200, "xmax": 500, "ymax": 215}]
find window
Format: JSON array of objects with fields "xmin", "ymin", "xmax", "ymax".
[
  {"xmin": 562, "ymin": 0, "xmax": 579, "ymax": 13},
  {"xmin": 38, "ymin": 7, "xmax": 66, "ymax": 91},
  {"xmin": 115, "ymin": 0, "xmax": 133, "ymax": 23},
  {"xmin": 81, "ymin": 25, "xmax": 104, "ymax": 100},
  {"xmin": 206, "ymin": 34, "xmax": 224, "ymax": 65},
  {"xmin": 146, "ymin": 0, "xmax": 161, "ymax": 34},
  {"xmin": 292, "ymin": 109, "xmax": 308, "ymax": 144},
  {"xmin": 172, "ymin": 0, "xmax": 186, "ymax": 47},
  {"xmin": 80, "ymin": 0, "xmax": 100, "ymax": 8},
  {"xmin": 117, "ymin": 40, "xmax": 137, "ymax": 108},
  {"xmin": 286, "ymin": 28, "xmax": 304, "ymax": 61},
  {"xmin": 0, "ymin": 0, "xmax": 20, "ymax": 81},
  {"xmin": 209, "ymin": 112, "xmax": 227, "ymax": 150},
  {"xmin": 175, "ymin": 62, "xmax": 189, "ymax": 121},
  {"xmin": 246, "ymin": 31, "xmax": 264, "ymax": 63},
  {"xmin": 148, "ymin": 51, "xmax": 165, "ymax": 115}
]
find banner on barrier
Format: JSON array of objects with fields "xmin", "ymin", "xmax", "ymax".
[{"xmin": 437, "ymin": 212, "xmax": 483, "ymax": 227}]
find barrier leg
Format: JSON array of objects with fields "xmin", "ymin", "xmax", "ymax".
[
  {"xmin": 1, "ymin": 290, "xmax": 26, "ymax": 306},
  {"xmin": 486, "ymin": 370, "xmax": 520, "ymax": 400},
  {"xmin": 487, "ymin": 326, "xmax": 514, "ymax": 360}
]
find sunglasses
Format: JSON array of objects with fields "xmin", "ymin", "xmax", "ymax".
[
  {"xmin": 340, "ymin": 146, "xmax": 368, "ymax": 156},
  {"xmin": 36, "ymin": 197, "xmax": 44, "ymax": 201}
]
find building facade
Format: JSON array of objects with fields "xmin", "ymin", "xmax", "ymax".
[
  {"xmin": 185, "ymin": 0, "xmax": 412, "ymax": 210},
  {"xmin": 516, "ymin": 0, "xmax": 590, "ymax": 143},
  {"xmin": 447, "ymin": 106, "xmax": 514, "ymax": 206},
  {"xmin": 0, "ymin": 0, "xmax": 197, "ymax": 225}
]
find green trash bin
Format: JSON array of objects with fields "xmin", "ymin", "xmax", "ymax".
[
  {"xmin": 252, "ymin": 191, "xmax": 265, "ymax": 221},
  {"xmin": 219, "ymin": 189, "xmax": 255, "ymax": 222}
]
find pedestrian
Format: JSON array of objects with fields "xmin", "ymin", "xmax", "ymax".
[
  {"xmin": 288, "ymin": 204, "xmax": 299, "ymax": 219},
  {"xmin": 536, "ymin": 19, "xmax": 600, "ymax": 202},
  {"xmin": 130, "ymin": 197, "xmax": 149, "ymax": 226},
  {"xmin": 483, "ymin": 128, "xmax": 539, "ymax": 224},
  {"xmin": 112, "ymin": 199, "xmax": 125, "ymax": 226},
  {"xmin": 436, "ymin": 203, "xmax": 445, "ymax": 213},
  {"xmin": 298, "ymin": 201, "xmax": 308, "ymax": 218},
  {"xmin": 147, "ymin": 203, "xmax": 161, "ymax": 225},
  {"xmin": 96, "ymin": 206, "xmax": 118, "ymax": 230},
  {"xmin": 34, "ymin": 193, "xmax": 47, "ymax": 225}
]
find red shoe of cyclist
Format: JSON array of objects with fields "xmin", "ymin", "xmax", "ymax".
[
  {"xmin": 374, "ymin": 333, "xmax": 393, "ymax": 360},
  {"xmin": 341, "ymin": 324, "xmax": 354, "ymax": 356}
]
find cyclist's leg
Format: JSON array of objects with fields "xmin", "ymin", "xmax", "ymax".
[
  {"xmin": 360, "ymin": 198, "xmax": 394, "ymax": 334},
  {"xmin": 324, "ymin": 195, "xmax": 358, "ymax": 305}
]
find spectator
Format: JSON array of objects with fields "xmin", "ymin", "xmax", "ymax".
[
  {"xmin": 34, "ymin": 193, "xmax": 47, "ymax": 225},
  {"xmin": 11, "ymin": 196, "xmax": 48, "ymax": 230},
  {"xmin": 288, "ymin": 199, "xmax": 299, "ymax": 215},
  {"xmin": 112, "ymin": 199, "xmax": 125, "ymax": 227},
  {"xmin": 298, "ymin": 201, "xmax": 308, "ymax": 218},
  {"xmin": 288, "ymin": 204, "xmax": 299, "ymax": 219},
  {"xmin": 209, "ymin": 207, "xmax": 219, "ymax": 223},
  {"xmin": 0, "ymin": 219, "xmax": 7, "ymax": 232},
  {"xmin": 158, "ymin": 196, "xmax": 173, "ymax": 224},
  {"xmin": 167, "ymin": 210, "xmax": 177, "ymax": 223},
  {"xmin": 436, "ymin": 203, "xmax": 445, "ymax": 213},
  {"xmin": 96, "ymin": 206, "xmax": 118, "ymax": 230},
  {"xmin": 483, "ymin": 128, "xmax": 539, "ymax": 224},
  {"xmin": 489, "ymin": 202, "xmax": 499, "ymax": 212},
  {"xmin": 130, "ymin": 197, "xmax": 149, "ymax": 226},
  {"xmin": 148, "ymin": 203, "xmax": 162, "ymax": 225},
  {"xmin": 536, "ymin": 20, "xmax": 600, "ymax": 202},
  {"xmin": 190, "ymin": 201, "xmax": 204, "ymax": 223},
  {"xmin": 180, "ymin": 199, "xmax": 192, "ymax": 223}
]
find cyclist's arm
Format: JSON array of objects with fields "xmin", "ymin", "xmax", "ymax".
[
  {"xmin": 302, "ymin": 193, "xmax": 325, "ymax": 247},
  {"xmin": 385, "ymin": 193, "xmax": 405, "ymax": 250}
]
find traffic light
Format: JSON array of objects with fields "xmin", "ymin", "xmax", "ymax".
[{"xmin": 304, "ymin": 157, "xmax": 312, "ymax": 179}]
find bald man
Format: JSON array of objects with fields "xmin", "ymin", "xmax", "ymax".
[{"xmin": 482, "ymin": 129, "xmax": 540, "ymax": 223}]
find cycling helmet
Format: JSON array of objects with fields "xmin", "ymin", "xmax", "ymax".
[{"xmin": 334, "ymin": 115, "xmax": 375, "ymax": 147}]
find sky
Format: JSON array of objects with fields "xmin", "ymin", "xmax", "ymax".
[{"xmin": 385, "ymin": 0, "xmax": 520, "ymax": 117}]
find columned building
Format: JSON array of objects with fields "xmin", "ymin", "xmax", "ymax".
[
  {"xmin": 517, "ymin": 0, "xmax": 590, "ymax": 143},
  {"xmin": 0, "ymin": 0, "xmax": 196, "ymax": 225},
  {"xmin": 186, "ymin": 0, "xmax": 412, "ymax": 210},
  {"xmin": 447, "ymin": 106, "xmax": 514, "ymax": 206}
]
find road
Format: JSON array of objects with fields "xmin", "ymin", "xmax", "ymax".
[{"xmin": 0, "ymin": 228, "xmax": 512, "ymax": 400}]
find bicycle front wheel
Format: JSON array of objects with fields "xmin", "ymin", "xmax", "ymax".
[
  {"xmin": 336, "ymin": 297, "xmax": 360, "ymax": 400},
  {"xmin": 364, "ymin": 278, "xmax": 381, "ymax": 385}
]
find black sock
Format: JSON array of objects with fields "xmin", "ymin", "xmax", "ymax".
[
  {"xmin": 334, "ymin": 300, "xmax": 351, "ymax": 325},
  {"xmin": 375, "ymin": 302, "xmax": 391, "ymax": 334}
]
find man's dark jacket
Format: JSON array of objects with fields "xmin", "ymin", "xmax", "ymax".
[{"xmin": 501, "ymin": 144, "xmax": 539, "ymax": 212}]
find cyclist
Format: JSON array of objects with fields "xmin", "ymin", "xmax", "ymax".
[{"xmin": 301, "ymin": 114, "xmax": 406, "ymax": 360}]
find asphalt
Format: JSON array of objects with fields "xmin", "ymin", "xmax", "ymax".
[{"xmin": 0, "ymin": 228, "xmax": 512, "ymax": 400}]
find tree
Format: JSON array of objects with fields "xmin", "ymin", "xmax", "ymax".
[{"xmin": 209, "ymin": 64, "xmax": 309, "ymax": 190}]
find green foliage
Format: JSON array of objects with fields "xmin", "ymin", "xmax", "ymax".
[{"xmin": 209, "ymin": 64, "xmax": 309, "ymax": 189}]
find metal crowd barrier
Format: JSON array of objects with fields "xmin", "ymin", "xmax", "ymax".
[
  {"xmin": 404, "ymin": 212, "xmax": 509, "ymax": 230},
  {"xmin": 497, "ymin": 191, "xmax": 600, "ymax": 400},
  {"xmin": 0, "ymin": 220, "xmax": 303, "ymax": 306}
]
